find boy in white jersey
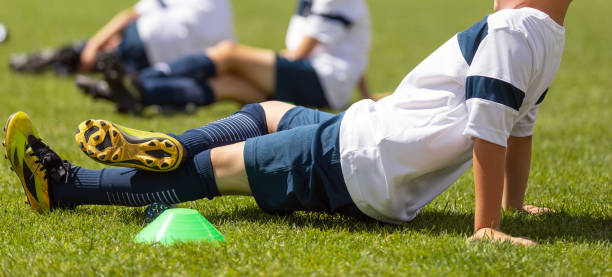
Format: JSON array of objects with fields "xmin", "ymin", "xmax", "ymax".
[
  {"xmin": 5, "ymin": 0, "xmax": 571, "ymax": 246},
  {"xmin": 97, "ymin": 0, "xmax": 371, "ymax": 113},
  {"xmin": 9, "ymin": 0, "xmax": 235, "ymax": 75}
]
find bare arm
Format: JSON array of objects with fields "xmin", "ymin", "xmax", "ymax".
[
  {"xmin": 503, "ymin": 135, "xmax": 555, "ymax": 215},
  {"xmin": 472, "ymin": 138, "xmax": 505, "ymax": 231},
  {"xmin": 357, "ymin": 75, "xmax": 372, "ymax": 99},
  {"xmin": 79, "ymin": 7, "xmax": 140, "ymax": 72},
  {"xmin": 470, "ymin": 138, "xmax": 535, "ymax": 246},
  {"xmin": 281, "ymin": 36, "xmax": 320, "ymax": 60},
  {"xmin": 503, "ymin": 136, "xmax": 532, "ymax": 210}
]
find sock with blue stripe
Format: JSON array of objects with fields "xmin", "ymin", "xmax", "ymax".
[
  {"xmin": 52, "ymin": 150, "xmax": 219, "ymax": 207},
  {"xmin": 174, "ymin": 103, "xmax": 268, "ymax": 157}
]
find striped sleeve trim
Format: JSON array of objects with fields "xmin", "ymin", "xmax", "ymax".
[
  {"xmin": 536, "ymin": 88, "xmax": 548, "ymax": 105},
  {"xmin": 466, "ymin": 76, "xmax": 525, "ymax": 111},
  {"xmin": 316, "ymin": 13, "xmax": 353, "ymax": 28}
]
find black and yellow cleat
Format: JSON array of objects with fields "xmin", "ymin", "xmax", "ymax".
[
  {"xmin": 3, "ymin": 112, "xmax": 71, "ymax": 213},
  {"xmin": 75, "ymin": 119, "xmax": 183, "ymax": 172}
]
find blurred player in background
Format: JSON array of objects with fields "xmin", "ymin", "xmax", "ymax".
[
  {"xmin": 9, "ymin": 0, "xmax": 235, "ymax": 76},
  {"xmin": 83, "ymin": 0, "xmax": 372, "ymax": 113}
]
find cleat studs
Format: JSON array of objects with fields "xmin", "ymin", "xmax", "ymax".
[
  {"xmin": 148, "ymin": 141, "xmax": 156, "ymax": 147},
  {"xmin": 112, "ymin": 154, "xmax": 119, "ymax": 161},
  {"xmin": 93, "ymin": 135, "xmax": 100, "ymax": 141},
  {"xmin": 80, "ymin": 142, "xmax": 84, "ymax": 149},
  {"xmin": 100, "ymin": 121, "xmax": 106, "ymax": 127},
  {"xmin": 87, "ymin": 150, "xmax": 94, "ymax": 155},
  {"xmin": 75, "ymin": 127, "xmax": 80, "ymax": 134},
  {"xmin": 112, "ymin": 130, "xmax": 118, "ymax": 137},
  {"xmin": 4, "ymin": 153, "xmax": 8, "ymax": 159},
  {"xmin": 2, "ymin": 139, "xmax": 5, "ymax": 146},
  {"xmin": 164, "ymin": 141, "xmax": 172, "ymax": 148},
  {"xmin": 146, "ymin": 159, "xmax": 153, "ymax": 164},
  {"xmin": 85, "ymin": 119, "xmax": 92, "ymax": 126},
  {"xmin": 9, "ymin": 166, "xmax": 14, "ymax": 171},
  {"xmin": 161, "ymin": 162, "xmax": 169, "ymax": 168},
  {"xmin": 99, "ymin": 154, "xmax": 106, "ymax": 160}
]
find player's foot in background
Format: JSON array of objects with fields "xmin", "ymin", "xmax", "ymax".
[
  {"xmin": 9, "ymin": 43, "xmax": 81, "ymax": 75},
  {"xmin": 3, "ymin": 112, "xmax": 72, "ymax": 213},
  {"xmin": 97, "ymin": 52, "xmax": 144, "ymax": 114},
  {"xmin": 75, "ymin": 119, "xmax": 184, "ymax": 172},
  {"xmin": 75, "ymin": 74, "xmax": 114, "ymax": 101}
]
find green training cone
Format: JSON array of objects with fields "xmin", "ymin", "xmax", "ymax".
[{"xmin": 134, "ymin": 208, "xmax": 225, "ymax": 245}]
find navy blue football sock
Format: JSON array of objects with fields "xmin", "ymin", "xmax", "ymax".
[
  {"xmin": 174, "ymin": 103, "xmax": 268, "ymax": 157},
  {"xmin": 52, "ymin": 150, "xmax": 219, "ymax": 207},
  {"xmin": 140, "ymin": 77, "xmax": 215, "ymax": 107},
  {"xmin": 139, "ymin": 54, "xmax": 216, "ymax": 80}
]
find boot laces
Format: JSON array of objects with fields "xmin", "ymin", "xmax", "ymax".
[{"xmin": 26, "ymin": 136, "xmax": 69, "ymax": 184}]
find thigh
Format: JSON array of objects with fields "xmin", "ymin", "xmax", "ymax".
[
  {"xmin": 209, "ymin": 75, "xmax": 267, "ymax": 104},
  {"xmin": 207, "ymin": 42, "xmax": 276, "ymax": 94},
  {"xmin": 277, "ymin": 106, "xmax": 335, "ymax": 131},
  {"xmin": 243, "ymin": 114, "xmax": 357, "ymax": 215}
]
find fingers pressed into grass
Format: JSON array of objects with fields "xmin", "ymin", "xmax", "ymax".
[
  {"xmin": 467, "ymin": 227, "xmax": 536, "ymax": 247},
  {"xmin": 522, "ymin": 205, "xmax": 557, "ymax": 215}
]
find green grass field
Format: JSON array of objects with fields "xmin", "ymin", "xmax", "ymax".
[{"xmin": 0, "ymin": 0, "xmax": 610, "ymax": 275}]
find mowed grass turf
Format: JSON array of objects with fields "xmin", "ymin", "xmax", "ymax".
[{"xmin": 0, "ymin": 0, "xmax": 610, "ymax": 275}]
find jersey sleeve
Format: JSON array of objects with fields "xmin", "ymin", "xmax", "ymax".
[
  {"xmin": 462, "ymin": 28, "xmax": 536, "ymax": 147},
  {"xmin": 510, "ymin": 88, "xmax": 547, "ymax": 137},
  {"xmin": 303, "ymin": 0, "xmax": 363, "ymax": 45}
]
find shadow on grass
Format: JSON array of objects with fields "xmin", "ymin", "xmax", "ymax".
[
  {"xmin": 61, "ymin": 202, "xmax": 610, "ymax": 244},
  {"xmin": 205, "ymin": 205, "xmax": 611, "ymax": 243}
]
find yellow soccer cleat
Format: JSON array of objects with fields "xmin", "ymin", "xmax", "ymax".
[
  {"xmin": 3, "ymin": 112, "xmax": 70, "ymax": 213},
  {"xmin": 75, "ymin": 119, "xmax": 184, "ymax": 172}
]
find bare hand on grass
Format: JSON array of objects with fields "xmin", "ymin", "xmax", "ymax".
[
  {"xmin": 522, "ymin": 205, "xmax": 556, "ymax": 215},
  {"xmin": 468, "ymin": 227, "xmax": 536, "ymax": 247}
]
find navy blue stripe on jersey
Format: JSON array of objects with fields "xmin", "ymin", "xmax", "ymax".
[
  {"xmin": 157, "ymin": 0, "xmax": 167, "ymax": 8},
  {"xmin": 466, "ymin": 76, "xmax": 525, "ymax": 111},
  {"xmin": 317, "ymin": 13, "xmax": 353, "ymax": 28},
  {"xmin": 536, "ymin": 88, "xmax": 548, "ymax": 105},
  {"xmin": 457, "ymin": 16, "xmax": 489, "ymax": 65},
  {"xmin": 296, "ymin": 0, "xmax": 352, "ymax": 28},
  {"xmin": 297, "ymin": 0, "xmax": 313, "ymax": 16}
]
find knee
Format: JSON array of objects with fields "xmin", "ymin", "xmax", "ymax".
[
  {"xmin": 210, "ymin": 142, "xmax": 246, "ymax": 179},
  {"xmin": 258, "ymin": 101, "xmax": 296, "ymax": 133},
  {"xmin": 208, "ymin": 40, "xmax": 238, "ymax": 63},
  {"xmin": 259, "ymin": 101, "xmax": 296, "ymax": 113}
]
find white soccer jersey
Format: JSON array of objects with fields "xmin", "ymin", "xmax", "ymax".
[
  {"xmin": 135, "ymin": 0, "xmax": 235, "ymax": 65},
  {"xmin": 338, "ymin": 8, "xmax": 565, "ymax": 224},
  {"xmin": 286, "ymin": 0, "xmax": 371, "ymax": 110}
]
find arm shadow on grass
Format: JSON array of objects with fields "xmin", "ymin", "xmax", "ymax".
[{"xmin": 206, "ymin": 205, "xmax": 611, "ymax": 243}]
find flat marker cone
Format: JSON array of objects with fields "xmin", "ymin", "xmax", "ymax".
[{"xmin": 134, "ymin": 208, "xmax": 225, "ymax": 245}]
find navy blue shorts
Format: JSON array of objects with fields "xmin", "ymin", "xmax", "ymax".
[
  {"xmin": 274, "ymin": 55, "xmax": 329, "ymax": 108},
  {"xmin": 116, "ymin": 21, "xmax": 150, "ymax": 72},
  {"xmin": 243, "ymin": 107, "xmax": 365, "ymax": 217}
]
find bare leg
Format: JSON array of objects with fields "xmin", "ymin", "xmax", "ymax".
[
  {"xmin": 205, "ymin": 41, "xmax": 276, "ymax": 95},
  {"xmin": 210, "ymin": 100, "xmax": 296, "ymax": 194},
  {"xmin": 209, "ymin": 74, "xmax": 268, "ymax": 105},
  {"xmin": 258, "ymin": 101, "xmax": 296, "ymax": 133},
  {"xmin": 211, "ymin": 142, "xmax": 251, "ymax": 195}
]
